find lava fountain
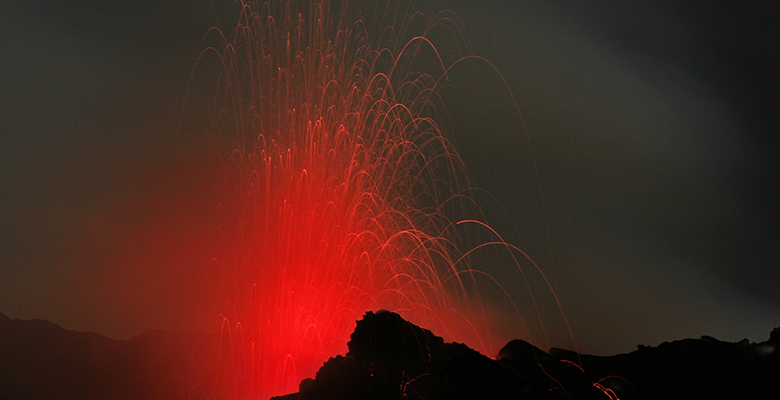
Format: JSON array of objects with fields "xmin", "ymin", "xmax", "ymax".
[{"xmin": 186, "ymin": 1, "xmax": 561, "ymax": 398}]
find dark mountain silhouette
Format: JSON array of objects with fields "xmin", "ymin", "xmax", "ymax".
[
  {"xmin": 274, "ymin": 310, "xmax": 779, "ymax": 400},
  {"xmin": 1, "ymin": 311, "xmax": 777, "ymax": 400},
  {"xmin": 0, "ymin": 312, "xmax": 200, "ymax": 400}
]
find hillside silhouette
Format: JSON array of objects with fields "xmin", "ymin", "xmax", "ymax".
[
  {"xmin": 273, "ymin": 311, "xmax": 779, "ymax": 400},
  {"xmin": 1, "ymin": 311, "xmax": 777, "ymax": 399},
  {"xmin": 0, "ymin": 312, "xmax": 199, "ymax": 400}
]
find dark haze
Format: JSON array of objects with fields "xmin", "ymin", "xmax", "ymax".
[{"xmin": 1, "ymin": 0, "xmax": 778, "ymax": 355}]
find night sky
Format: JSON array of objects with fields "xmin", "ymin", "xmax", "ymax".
[{"xmin": 2, "ymin": 0, "xmax": 778, "ymax": 356}]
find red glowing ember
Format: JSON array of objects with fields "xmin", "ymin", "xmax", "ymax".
[{"xmin": 184, "ymin": 1, "xmax": 564, "ymax": 398}]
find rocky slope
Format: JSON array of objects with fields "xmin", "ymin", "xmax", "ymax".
[{"xmin": 1, "ymin": 311, "xmax": 777, "ymax": 399}]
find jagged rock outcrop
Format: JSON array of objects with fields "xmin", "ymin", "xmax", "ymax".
[
  {"xmin": 2, "ymin": 311, "xmax": 777, "ymax": 400},
  {"xmin": 275, "ymin": 311, "xmax": 780, "ymax": 400},
  {"xmin": 275, "ymin": 311, "xmax": 613, "ymax": 400}
]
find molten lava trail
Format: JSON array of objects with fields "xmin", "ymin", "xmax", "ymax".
[{"xmin": 185, "ymin": 1, "xmax": 563, "ymax": 398}]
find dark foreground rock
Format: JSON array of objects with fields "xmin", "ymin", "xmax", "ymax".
[
  {"xmin": 273, "ymin": 311, "xmax": 780, "ymax": 400},
  {"xmin": 1, "ymin": 311, "xmax": 777, "ymax": 400},
  {"xmin": 568, "ymin": 328, "xmax": 780, "ymax": 400},
  {"xmin": 273, "ymin": 311, "xmax": 617, "ymax": 400}
]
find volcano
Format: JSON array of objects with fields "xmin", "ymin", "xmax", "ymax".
[{"xmin": 2, "ymin": 311, "xmax": 777, "ymax": 400}]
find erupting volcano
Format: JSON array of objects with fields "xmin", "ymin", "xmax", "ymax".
[
  {"xmin": 3, "ymin": 1, "xmax": 777, "ymax": 399},
  {"xmin": 185, "ymin": 1, "xmax": 562, "ymax": 398}
]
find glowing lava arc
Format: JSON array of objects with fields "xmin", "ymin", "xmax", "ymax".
[{"xmin": 187, "ymin": 1, "xmax": 535, "ymax": 399}]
